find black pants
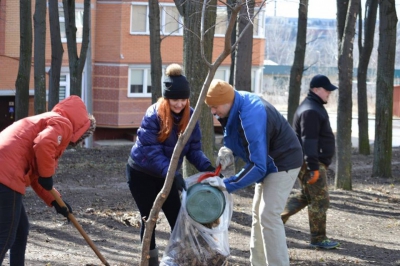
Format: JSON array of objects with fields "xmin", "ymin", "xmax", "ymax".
[
  {"xmin": 0, "ymin": 184, "xmax": 29, "ymax": 266},
  {"xmin": 126, "ymin": 165, "xmax": 181, "ymax": 250}
]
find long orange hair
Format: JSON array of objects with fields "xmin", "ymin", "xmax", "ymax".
[{"xmin": 157, "ymin": 98, "xmax": 190, "ymax": 143}]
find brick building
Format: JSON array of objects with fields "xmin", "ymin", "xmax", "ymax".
[{"xmin": 0, "ymin": 0, "xmax": 266, "ymax": 140}]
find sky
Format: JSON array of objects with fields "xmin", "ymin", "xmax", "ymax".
[{"xmin": 264, "ymin": 0, "xmax": 384, "ymax": 19}]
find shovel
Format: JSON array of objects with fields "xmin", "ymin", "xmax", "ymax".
[
  {"xmin": 50, "ymin": 189, "xmax": 110, "ymax": 266},
  {"xmin": 197, "ymin": 165, "xmax": 222, "ymax": 183}
]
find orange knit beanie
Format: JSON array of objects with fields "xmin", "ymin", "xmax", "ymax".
[{"xmin": 205, "ymin": 79, "xmax": 235, "ymax": 106}]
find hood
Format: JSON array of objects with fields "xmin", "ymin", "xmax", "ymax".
[{"xmin": 51, "ymin": 95, "xmax": 90, "ymax": 143}]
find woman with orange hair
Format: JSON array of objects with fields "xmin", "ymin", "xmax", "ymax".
[{"xmin": 126, "ymin": 64, "xmax": 215, "ymax": 265}]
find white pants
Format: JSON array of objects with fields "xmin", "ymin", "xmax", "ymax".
[{"xmin": 250, "ymin": 167, "xmax": 300, "ymax": 266}]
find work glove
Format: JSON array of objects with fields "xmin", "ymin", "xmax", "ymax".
[
  {"xmin": 201, "ymin": 176, "xmax": 226, "ymax": 191},
  {"xmin": 216, "ymin": 146, "xmax": 234, "ymax": 170},
  {"xmin": 174, "ymin": 173, "xmax": 187, "ymax": 192},
  {"xmin": 51, "ymin": 200, "xmax": 72, "ymax": 220},
  {"xmin": 38, "ymin": 176, "xmax": 53, "ymax": 191},
  {"xmin": 307, "ymin": 170, "xmax": 320, "ymax": 185}
]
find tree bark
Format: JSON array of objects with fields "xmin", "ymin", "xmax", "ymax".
[
  {"xmin": 15, "ymin": 0, "xmax": 32, "ymax": 120},
  {"xmin": 372, "ymin": 0, "xmax": 397, "ymax": 178},
  {"xmin": 227, "ymin": 0, "xmax": 237, "ymax": 85},
  {"xmin": 48, "ymin": 0, "xmax": 64, "ymax": 110},
  {"xmin": 287, "ymin": 0, "xmax": 308, "ymax": 125},
  {"xmin": 63, "ymin": 0, "xmax": 90, "ymax": 96},
  {"xmin": 234, "ymin": 0, "xmax": 254, "ymax": 91},
  {"xmin": 357, "ymin": 0, "xmax": 377, "ymax": 155},
  {"xmin": 149, "ymin": 0, "xmax": 162, "ymax": 104},
  {"xmin": 33, "ymin": 0, "xmax": 47, "ymax": 114},
  {"xmin": 179, "ymin": 0, "xmax": 217, "ymax": 177},
  {"xmin": 335, "ymin": 0, "xmax": 360, "ymax": 190}
]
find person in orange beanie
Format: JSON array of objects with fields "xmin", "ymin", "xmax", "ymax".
[
  {"xmin": 0, "ymin": 95, "xmax": 96, "ymax": 265},
  {"xmin": 203, "ymin": 79, "xmax": 303, "ymax": 266}
]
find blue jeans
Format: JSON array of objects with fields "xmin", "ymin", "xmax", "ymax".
[{"xmin": 0, "ymin": 184, "xmax": 29, "ymax": 266}]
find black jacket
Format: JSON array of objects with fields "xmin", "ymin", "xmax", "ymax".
[{"xmin": 293, "ymin": 91, "xmax": 336, "ymax": 171}]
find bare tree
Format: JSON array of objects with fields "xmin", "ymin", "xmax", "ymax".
[
  {"xmin": 287, "ymin": 0, "xmax": 308, "ymax": 125},
  {"xmin": 265, "ymin": 17, "xmax": 296, "ymax": 65},
  {"xmin": 335, "ymin": 0, "xmax": 360, "ymax": 190},
  {"xmin": 138, "ymin": 0, "xmax": 264, "ymax": 264},
  {"xmin": 372, "ymin": 0, "xmax": 398, "ymax": 178},
  {"xmin": 149, "ymin": 0, "xmax": 163, "ymax": 103},
  {"xmin": 15, "ymin": 0, "xmax": 32, "ymax": 120},
  {"xmin": 33, "ymin": 0, "xmax": 46, "ymax": 114},
  {"xmin": 356, "ymin": 0, "xmax": 378, "ymax": 155},
  {"xmin": 48, "ymin": 0, "xmax": 64, "ymax": 110},
  {"xmin": 63, "ymin": 0, "xmax": 90, "ymax": 96}
]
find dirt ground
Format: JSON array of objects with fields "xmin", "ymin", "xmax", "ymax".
[{"xmin": 3, "ymin": 144, "xmax": 400, "ymax": 266}]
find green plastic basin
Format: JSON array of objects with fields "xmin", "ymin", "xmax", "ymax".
[{"xmin": 186, "ymin": 183, "xmax": 226, "ymax": 224}]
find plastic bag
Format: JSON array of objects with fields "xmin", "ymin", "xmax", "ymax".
[{"xmin": 160, "ymin": 172, "xmax": 233, "ymax": 266}]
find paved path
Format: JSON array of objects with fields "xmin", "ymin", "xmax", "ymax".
[{"xmin": 328, "ymin": 114, "xmax": 400, "ymax": 148}]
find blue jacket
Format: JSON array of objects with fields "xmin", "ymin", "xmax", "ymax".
[
  {"xmin": 219, "ymin": 91, "xmax": 303, "ymax": 193},
  {"xmin": 129, "ymin": 103, "xmax": 212, "ymax": 178}
]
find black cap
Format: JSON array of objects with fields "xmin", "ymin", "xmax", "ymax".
[
  {"xmin": 163, "ymin": 75, "xmax": 190, "ymax": 99},
  {"xmin": 310, "ymin": 75, "xmax": 338, "ymax": 91}
]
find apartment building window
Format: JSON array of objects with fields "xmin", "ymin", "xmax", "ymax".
[
  {"xmin": 160, "ymin": 5, "xmax": 183, "ymax": 35},
  {"xmin": 131, "ymin": 3, "xmax": 182, "ymax": 35},
  {"xmin": 59, "ymin": 5, "xmax": 83, "ymax": 43},
  {"xmin": 215, "ymin": 8, "xmax": 228, "ymax": 35},
  {"xmin": 128, "ymin": 68, "xmax": 152, "ymax": 97},
  {"xmin": 253, "ymin": 10, "xmax": 265, "ymax": 38},
  {"xmin": 59, "ymin": 74, "xmax": 70, "ymax": 101},
  {"xmin": 130, "ymin": 3, "xmax": 264, "ymax": 37},
  {"xmin": 215, "ymin": 7, "xmax": 265, "ymax": 38},
  {"xmin": 131, "ymin": 4, "xmax": 148, "ymax": 34},
  {"xmin": 215, "ymin": 68, "xmax": 230, "ymax": 81}
]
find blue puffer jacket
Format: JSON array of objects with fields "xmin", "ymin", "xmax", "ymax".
[
  {"xmin": 129, "ymin": 103, "xmax": 213, "ymax": 178},
  {"xmin": 219, "ymin": 91, "xmax": 303, "ymax": 193}
]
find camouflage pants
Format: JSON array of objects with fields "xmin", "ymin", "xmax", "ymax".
[{"xmin": 281, "ymin": 162, "xmax": 330, "ymax": 243}]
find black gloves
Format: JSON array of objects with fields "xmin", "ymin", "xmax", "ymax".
[
  {"xmin": 38, "ymin": 176, "xmax": 53, "ymax": 191},
  {"xmin": 174, "ymin": 173, "xmax": 187, "ymax": 192},
  {"xmin": 51, "ymin": 200, "xmax": 72, "ymax": 220}
]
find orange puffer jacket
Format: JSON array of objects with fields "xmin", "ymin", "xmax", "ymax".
[{"xmin": 0, "ymin": 96, "xmax": 91, "ymax": 206}]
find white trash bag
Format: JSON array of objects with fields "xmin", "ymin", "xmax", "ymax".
[{"xmin": 160, "ymin": 172, "xmax": 233, "ymax": 266}]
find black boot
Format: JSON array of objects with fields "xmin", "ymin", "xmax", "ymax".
[{"xmin": 149, "ymin": 247, "xmax": 159, "ymax": 266}]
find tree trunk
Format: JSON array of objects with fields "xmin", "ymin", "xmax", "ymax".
[
  {"xmin": 357, "ymin": 0, "xmax": 377, "ymax": 155},
  {"xmin": 63, "ymin": 0, "xmax": 90, "ymax": 97},
  {"xmin": 372, "ymin": 0, "xmax": 397, "ymax": 178},
  {"xmin": 149, "ymin": 0, "xmax": 162, "ymax": 104},
  {"xmin": 15, "ymin": 0, "xmax": 32, "ymax": 120},
  {"xmin": 287, "ymin": 0, "xmax": 308, "ymax": 125},
  {"xmin": 180, "ymin": 0, "xmax": 217, "ymax": 177},
  {"xmin": 227, "ymin": 0, "xmax": 237, "ymax": 85},
  {"xmin": 48, "ymin": 0, "xmax": 64, "ymax": 110},
  {"xmin": 234, "ymin": 0, "xmax": 254, "ymax": 92},
  {"xmin": 33, "ymin": 0, "xmax": 47, "ymax": 114},
  {"xmin": 335, "ymin": 0, "xmax": 360, "ymax": 190}
]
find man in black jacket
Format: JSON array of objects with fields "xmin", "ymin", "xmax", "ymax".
[{"xmin": 281, "ymin": 74, "xmax": 340, "ymax": 249}]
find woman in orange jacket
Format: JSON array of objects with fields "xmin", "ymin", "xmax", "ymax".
[{"xmin": 0, "ymin": 95, "xmax": 96, "ymax": 265}]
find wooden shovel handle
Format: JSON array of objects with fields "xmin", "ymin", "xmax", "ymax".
[{"xmin": 50, "ymin": 189, "xmax": 110, "ymax": 266}]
